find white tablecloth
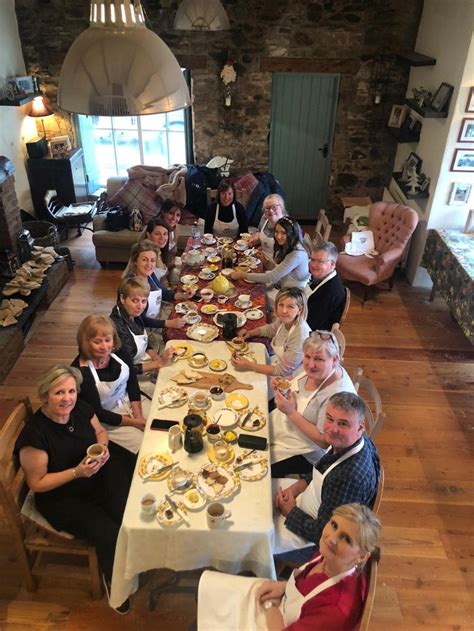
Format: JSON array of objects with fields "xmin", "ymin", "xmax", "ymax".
[{"xmin": 110, "ymin": 340, "xmax": 275, "ymax": 608}]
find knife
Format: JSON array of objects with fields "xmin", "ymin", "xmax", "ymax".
[
  {"xmin": 165, "ymin": 493, "xmax": 190, "ymax": 526},
  {"xmin": 241, "ymin": 406, "xmax": 257, "ymax": 427},
  {"xmin": 143, "ymin": 462, "xmax": 178, "ymax": 480},
  {"xmin": 234, "ymin": 459, "xmax": 263, "ymax": 472}
]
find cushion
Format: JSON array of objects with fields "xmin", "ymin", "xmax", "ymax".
[
  {"xmin": 21, "ymin": 490, "xmax": 74, "ymax": 540},
  {"xmin": 232, "ymin": 172, "xmax": 259, "ymax": 208},
  {"xmin": 109, "ymin": 179, "xmax": 159, "ymax": 223}
]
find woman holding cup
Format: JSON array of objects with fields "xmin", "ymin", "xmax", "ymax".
[
  {"xmin": 14, "ymin": 365, "xmax": 133, "ymax": 614},
  {"xmin": 231, "ymin": 288, "xmax": 310, "ymax": 378}
]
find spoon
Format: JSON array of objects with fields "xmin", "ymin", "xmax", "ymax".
[{"xmin": 236, "ymin": 449, "xmax": 256, "ymax": 464}]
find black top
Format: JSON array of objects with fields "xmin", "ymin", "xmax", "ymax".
[
  {"xmin": 71, "ymin": 347, "xmax": 141, "ymax": 427},
  {"xmin": 14, "ymin": 400, "xmax": 97, "ymax": 501},
  {"xmin": 306, "ymin": 273, "xmax": 346, "ymax": 332},
  {"xmin": 204, "ymin": 201, "xmax": 248, "ymax": 235},
  {"xmin": 110, "ymin": 304, "xmax": 150, "ymax": 374}
]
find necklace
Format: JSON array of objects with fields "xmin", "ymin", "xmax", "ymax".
[{"xmin": 67, "ymin": 417, "xmax": 75, "ymax": 433}]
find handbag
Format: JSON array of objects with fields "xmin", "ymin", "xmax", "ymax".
[
  {"xmin": 105, "ymin": 206, "xmax": 129, "ymax": 232},
  {"xmin": 129, "ymin": 207, "xmax": 144, "ymax": 232}
]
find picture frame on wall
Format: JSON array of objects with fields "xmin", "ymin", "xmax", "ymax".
[
  {"xmin": 451, "ymin": 149, "xmax": 474, "ymax": 172},
  {"xmin": 466, "ymin": 87, "xmax": 474, "ymax": 113},
  {"xmin": 388, "ymin": 104, "xmax": 407, "ymax": 128},
  {"xmin": 49, "ymin": 135, "xmax": 72, "ymax": 158},
  {"xmin": 458, "ymin": 118, "xmax": 474, "ymax": 143},
  {"xmin": 430, "ymin": 82, "xmax": 454, "ymax": 113},
  {"xmin": 406, "ymin": 152, "xmax": 422, "ymax": 173},
  {"xmin": 15, "ymin": 76, "xmax": 35, "ymax": 94},
  {"xmin": 448, "ymin": 182, "xmax": 472, "ymax": 205}
]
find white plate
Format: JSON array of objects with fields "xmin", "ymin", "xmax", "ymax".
[
  {"xmin": 244, "ymin": 308, "xmax": 264, "ymax": 320},
  {"xmin": 180, "ymin": 274, "xmax": 199, "ymax": 285},
  {"xmin": 217, "ymin": 236, "xmax": 234, "ymax": 245},
  {"xmin": 213, "ymin": 310, "xmax": 247, "ymax": 328},
  {"xmin": 239, "ymin": 256, "xmax": 260, "ymax": 268},
  {"xmin": 201, "ymin": 237, "xmax": 216, "ymax": 245},
  {"xmin": 221, "ymin": 268, "xmax": 233, "ymax": 277},
  {"xmin": 175, "ymin": 302, "xmax": 196, "ymax": 314},
  {"xmin": 157, "ymin": 386, "xmax": 188, "ymax": 408},
  {"xmin": 183, "ymin": 489, "xmax": 206, "ymax": 511},
  {"xmin": 234, "ymin": 242, "xmax": 249, "ymax": 252},
  {"xmin": 237, "ymin": 455, "xmax": 269, "ymax": 482},
  {"xmin": 183, "ymin": 313, "xmax": 201, "ymax": 324},
  {"xmin": 186, "ymin": 323, "xmax": 219, "ymax": 342},
  {"xmin": 203, "ymin": 247, "xmax": 218, "ymax": 256},
  {"xmin": 196, "ymin": 464, "xmax": 240, "ymax": 500},
  {"xmin": 234, "ymin": 300, "xmax": 252, "ymax": 310},
  {"xmin": 198, "ymin": 271, "xmax": 216, "ymax": 281},
  {"xmin": 213, "ymin": 407, "xmax": 239, "ymax": 429},
  {"xmin": 156, "ymin": 498, "xmax": 184, "ymax": 527}
]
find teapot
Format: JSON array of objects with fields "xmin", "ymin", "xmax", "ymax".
[
  {"xmin": 183, "ymin": 413, "xmax": 204, "ymax": 453},
  {"xmin": 183, "ymin": 249, "xmax": 205, "ymax": 268},
  {"xmin": 211, "ymin": 273, "xmax": 230, "ymax": 294}
]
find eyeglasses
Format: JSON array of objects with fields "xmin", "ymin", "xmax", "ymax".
[
  {"xmin": 314, "ymin": 330, "xmax": 337, "ymax": 344},
  {"xmin": 263, "ymin": 204, "xmax": 281, "ymax": 212},
  {"xmin": 311, "ymin": 258, "xmax": 331, "ymax": 265}
]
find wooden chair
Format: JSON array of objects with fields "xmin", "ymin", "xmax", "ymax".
[
  {"xmin": 0, "ymin": 398, "xmax": 102, "ymax": 598},
  {"xmin": 313, "ymin": 209, "xmax": 332, "ymax": 245},
  {"xmin": 331, "ymin": 323, "xmax": 346, "ymax": 361},
  {"xmin": 359, "ymin": 546, "xmax": 381, "ymax": 631},
  {"xmin": 352, "ymin": 368, "xmax": 386, "ymax": 439},
  {"xmin": 372, "ymin": 463, "xmax": 384, "ymax": 514},
  {"xmin": 339, "ymin": 286, "xmax": 351, "ymax": 325},
  {"xmin": 206, "ymin": 188, "xmax": 218, "ymax": 206}
]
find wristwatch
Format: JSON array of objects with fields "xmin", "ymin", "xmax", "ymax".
[{"xmin": 263, "ymin": 600, "xmax": 278, "ymax": 610}]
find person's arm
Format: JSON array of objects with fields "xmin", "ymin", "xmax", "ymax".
[
  {"xmin": 255, "ymin": 580, "xmax": 287, "ymax": 631},
  {"xmin": 246, "ymin": 250, "xmax": 303, "ymax": 285},
  {"xmin": 236, "ymin": 202, "xmax": 248, "ymax": 233},
  {"xmin": 204, "ymin": 205, "xmax": 216, "ymax": 234},
  {"xmin": 141, "ymin": 313, "xmax": 166, "ymax": 329},
  {"xmin": 273, "ymin": 390, "xmax": 328, "ymax": 448}
]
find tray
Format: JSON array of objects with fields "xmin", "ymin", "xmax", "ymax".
[{"xmin": 181, "ymin": 371, "xmax": 253, "ymax": 392}]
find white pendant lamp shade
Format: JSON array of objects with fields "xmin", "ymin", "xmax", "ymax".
[
  {"xmin": 58, "ymin": 0, "xmax": 191, "ymax": 116},
  {"xmin": 174, "ymin": 0, "xmax": 229, "ymax": 31}
]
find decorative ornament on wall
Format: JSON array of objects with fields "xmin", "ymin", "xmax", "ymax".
[
  {"xmin": 220, "ymin": 60, "xmax": 237, "ymax": 107},
  {"xmin": 58, "ymin": 0, "xmax": 191, "ymax": 117}
]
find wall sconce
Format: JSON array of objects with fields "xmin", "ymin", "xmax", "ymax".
[
  {"xmin": 28, "ymin": 95, "xmax": 54, "ymax": 138},
  {"xmin": 220, "ymin": 60, "xmax": 237, "ymax": 107}
]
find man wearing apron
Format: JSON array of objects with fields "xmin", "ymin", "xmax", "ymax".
[
  {"xmin": 272, "ymin": 392, "xmax": 380, "ymax": 560},
  {"xmin": 306, "ymin": 241, "xmax": 346, "ymax": 331}
]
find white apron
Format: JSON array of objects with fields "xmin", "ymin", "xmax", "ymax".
[
  {"xmin": 145, "ymin": 287, "xmax": 162, "ymax": 319},
  {"xmin": 213, "ymin": 203, "xmax": 239, "ymax": 238},
  {"xmin": 304, "ymin": 269, "xmax": 336, "ymax": 300},
  {"xmin": 154, "ymin": 263, "xmax": 168, "ymax": 281},
  {"xmin": 273, "ymin": 439, "xmax": 365, "ymax": 554},
  {"xmin": 128, "ymin": 325, "xmax": 148, "ymax": 364},
  {"xmin": 87, "ymin": 353, "xmax": 143, "ymax": 453},
  {"xmin": 270, "ymin": 321, "xmax": 296, "ymax": 368},
  {"xmin": 270, "ymin": 368, "xmax": 335, "ymax": 464},
  {"xmin": 259, "ymin": 219, "xmax": 275, "ymax": 258}
]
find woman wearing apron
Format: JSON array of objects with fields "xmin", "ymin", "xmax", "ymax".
[
  {"xmin": 72, "ymin": 314, "xmax": 146, "ymax": 454},
  {"xmin": 158, "ymin": 200, "xmax": 184, "ymax": 284},
  {"xmin": 269, "ymin": 330, "xmax": 355, "ymax": 477},
  {"xmin": 204, "ymin": 179, "xmax": 248, "ymax": 239},
  {"xmin": 247, "ymin": 194, "xmax": 287, "ymax": 259},
  {"xmin": 231, "ymin": 288, "xmax": 310, "ymax": 378},
  {"xmin": 197, "ymin": 503, "xmax": 381, "ymax": 631}
]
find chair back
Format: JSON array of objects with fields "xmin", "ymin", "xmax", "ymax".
[
  {"xmin": 369, "ymin": 202, "xmax": 418, "ymax": 255},
  {"xmin": 372, "ymin": 463, "xmax": 384, "ymax": 514},
  {"xmin": 206, "ymin": 188, "xmax": 218, "ymax": 206},
  {"xmin": 339, "ymin": 286, "xmax": 351, "ymax": 325},
  {"xmin": 313, "ymin": 208, "xmax": 332, "ymax": 245},
  {"xmin": 331, "ymin": 323, "xmax": 346, "ymax": 361},
  {"xmin": 352, "ymin": 368, "xmax": 386, "ymax": 439},
  {"xmin": 359, "ymin": 546, "xmax": 381, "ymax": 631}
]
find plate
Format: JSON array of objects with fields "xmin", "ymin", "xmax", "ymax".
[
  {"xmin": 242, "ymin": 278, "xmax": 257, "ymax": 284},
  {"xmin": 201, "ymin": 303, "xmax": 219, "ymax": 315},
  {"xmin": 175, "ymin": 302, "xmax": 196, "ymax": 315},
  {"xmin": 201, "ymin": 237, "xmax": 217, "ymax": 245},
  {"xmin": 207, "ymin": 255, "xmax": 221, "ymax": 264},
  {"xmin": 186, "ymin": 323, "xmax": 219, "ymax": 342},
  {"xmin": 167, "ymin": 467, "xmax": 195, "ymax": 493},
  {"xmin": 213, "ymin": 311, "xmax": 247, "ymax": 329},
  {"xmin": 225, "ymin": 393, "xmax": 249, "ymax": 411},
  {"xmin": 234, "ymin": 242, "xmax": 249, "ymax": 252},
  {"xmin": 213, "ymin": 407, "xmax": 239, "ymax": 429},
  {"xmin": 138, "ymin": 453, "xmax": 173, "ymax": 480},
  {"xmin": 234, "ymin": 300, "xmax": 252, "ymax": 310},
  {"xmin": 156, "ymin": 498, "xmax": 184, "ymax": 527},
  {"xmin": 208, "ymin": 444, "xmax": 235, "ymax": 464},
  {"xmin": 196, "ymin": 463, "xmax": 240, "ymax": 500},
  {"xmin": 170, "ymin": 342, "xmax": 193, "ymax": 361},
  {"xmin": 183, "ymin": 489, "xmax": 206, "ymax": 511},
  {"xmin": 209, "ymin": 359, "xmax": 227, "ymax": 372},
  {"xmin": 203, "ymin": 247, "xmax": 218, "ymax": 256},
  {"xmin": 199, "ymin": 271, "xmax": 216, "ymax": 281},
  {"xmin": 226, "ymin": 340, "xmax": 249, "ymax": 354},
  {"xmin": 221, "ymin": 268, "xmax": 233, "ymax": 277},
  {"xmin": 180, "ymin": 274, "xmax": 199, "ymax": 285},
  {"xmin": 218, "ymin": 236, "xmax": 234, "ymax": 245},
  {"xmin": 239, "ymin": 256, "xmax": 260, "ymax": 268},
  {"xmin": 183, "ymin": 313, "xmax": 201, "ymax": 325},
  {"xmin": 244, "ymin": 308, "xmax": 264, "ymax": 320},
  {"xmin": 157, "ymin": 386, "xmax": 188, "ymax": 408},
  {"xmin": 238, "ymin": 406, "xmax": 266, "ymax": 431},
  {"xmin": 236, "ymin": 455, "xmax": 269, "ymax": 482}
]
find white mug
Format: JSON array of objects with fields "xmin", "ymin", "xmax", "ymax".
[
  {"xmin": 168, "ymin": 425, "xmax": 183, "ymax": 452},
  {"xmin": 85, "ymin": 443, "xmax": 105, "ymax": 464},
  {"xmin": 206, "ymin": 502, "xmax": 232, "ymax": 529},
  {"xmin": 141, "ymin": 493, "xmax": 157, "ymax": 516},
  {"xmin": 238, "ymin": 293, "xmax": 251, "ymax": 306}
]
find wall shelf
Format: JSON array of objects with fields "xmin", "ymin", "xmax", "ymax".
[
  {"xmin": 397, "ymin": 52, "xmax": 437, "ymax": 67},
  {"xmin": 393, "ymin": 171, "xmax": 429, "ymax": 199},
  {"xmin": 0, "ymin": 92, "xmax": 41, "ymax": 107},
  {"xmin": 405, "ymin": 98, "xmax": 448, "ymax": 118},
  {"xmin": 388, "ymin": 127, "xmax": 421, "ymax": 143}
]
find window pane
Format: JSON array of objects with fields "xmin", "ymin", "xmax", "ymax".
[
  {"xmin": 115, "ymin": 131, "xmax": 140, "ymax": 174},
  {"xmin": 168, "ymin": 132, "xmax": 186, "ymax": 165},
  {"xmin": 166, "ymin": 109, "xmax": 185, "ymax": 126},
  {"xmin": 92, "ymin": 115, "xmax": 112, "ymax": 129},
  {"xmin": 93, "ymin": 129, "xmax": 116, "ymax": 184},
  {"xmin": 140, "ymin": 113, "xmax": 167, "ymax": 130},
  {"xmin": 112, "ymin": 116, "xmax": 137, "ymax": 131},
  {"xmin": 142, "ymin": 131, "xmax": 168, "ymax": 166}
]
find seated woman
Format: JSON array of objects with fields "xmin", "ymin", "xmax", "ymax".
[
  {"xmin": 231, "ymin": 288, "xmax": 310, "ymax": 378},
  {"xmin": 111, "ymin": 276, "xmax": 173, "ymax": 376},
  {"xmin": 270, "ymin": 330, "xmax": 355, "ymax": 477},
  {"xmin": 72, "ymin": 314, "xmax": 146, "ymax": 454},
  {"xmin": 158, "ymin": 199, "xmax": 183, "ymax": 275},
  {"xmin": 247, "ymin": 194, "xmax": 287, "ymax": 258},
  {"xmin": 198, "ymin": 503, "xmax": 381, "ymax": 631},
  {"xmin": 204, "ymin": 178, "xmax": 248, "ymax": 239},
  {"xmin": 231, "ymin": 217, "xmax": 310, "ymax": 306},
  {"xmin": 14, "ymin": 365, "xmax": 133, "ymax": 614},
  {"xmin": 140, "ymin": 217, "xmax": 172, "ymax": 286}
]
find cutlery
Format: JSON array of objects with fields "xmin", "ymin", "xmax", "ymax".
[
  {"xmin": 236, "ymin": 448, "xmax": 256, "ymax": 464},
  {"xmin": 165, "ymin": 493, "xmax": 190, "ymax": 526},
  {"xmin": 143, "ymin": 462, "xmax": 179, "ymax": 480},
  {"xmin": 234, "ymin": 459, "xmax": 263, "ymax": 472},
  {"xmin": 241, "ymin": 406, "xmax": 257, "ymax": 427}
]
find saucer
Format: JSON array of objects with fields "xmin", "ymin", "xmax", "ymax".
[
  {"xmin": 183, "ymin": 313, "xmax": 201, "ymax": 325},
  {"xmin": 183, "ymin": 489, "xmax": 206, "ymax": 511},
  {"xmin": 207, "ymin": 444, "xmax": 235, "ymax": 465},
  {"xmin": 235, "ymin": 300, "xmax": 252, "ymax": 309},
  {"xmin": 188, "ymin": 352, "xmax": 209, "ymax": 368}
]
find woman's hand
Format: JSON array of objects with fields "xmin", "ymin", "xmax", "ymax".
[
  {"xmin": 178, "ymin": 286, "xmax": 196, "ymax": 300},
  {"xmin": 161, "ymin": 347, "xmax": 174, "ymax": 363},
  {"xmin": 239, "ymin": 328, "xmax": 256, "ymax": 340},
  {"xmin": 74, "ymin": 456, "xmax": 102, "ymax": 478},
  {"xmin": 230, "ymin": 354, "xmax": 253, "ymax": 371},
  {"xmin": 274, "ymin": 389, "xmax": 297, "ymax": 416},
  {"xmin": 230, "ymin": 271, "xmax": 245, "ymax": 281},
  {"xmin": 247, "ymin": 233, "xmax": 260, "ymax": 247},
  {"xmin": 256, "ymin": 580, "xmax": 286, "ymax": 604},
  {"xmin": 165, "ymin": 317, "xmax": 186, "ymax": 329},
  {"xmin": 122, "ymin": 414, "xmax": 146, "ymax": 431}
]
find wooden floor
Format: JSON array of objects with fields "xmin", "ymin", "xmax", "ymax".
[{"xmin": 0, "ymin": 228, "xmax": 473, "ymax": 630}]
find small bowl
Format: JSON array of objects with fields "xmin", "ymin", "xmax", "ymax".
[
  {"xmin": 222, "ymin": 430, "xmax": 238, "ymax": 444},
  {"xmin": 191, "ymin": 392, "xmax": 209, "ymax": 409},
  {"xmin": 209, "ymin": 385, "xmax": 225, "ymax": 401},
  {"xmin": 201, "ymin": 289, "xmax": 214, "ymax": 303}
]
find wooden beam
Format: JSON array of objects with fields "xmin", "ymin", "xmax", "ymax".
[{"xmin": 260, "ymin": 57, "xmax": 360, "ymax": 74}]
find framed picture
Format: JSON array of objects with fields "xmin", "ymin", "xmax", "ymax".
[
  {"xmin": 430, "ymin": 82, "xmax": 454, "ymax": 113},
  {"xmin": 451, "ymin": 149, "xmax": 474, "ymax": 172},
  {"xmin": 406, "ymin": 152, "xmax": 422, "ymax": 173},
  {"xmin": 448, "ymin": 182, "xmax": 472, "ymax": 205},
  {"xmin": 466, "ymin": 87, "xmax": 474, "ymax": 113},
  {"xmin": 388, "ymin": 104, "xmax": 407, "ymax": 128},
  {"xmin": 15, "ymin": 76, "xmax": 35, "ymax": 94},
  {"xmin": 458, "ymin": 118, "xmax": 474, "ymax": 143},
  {"xmin": 50, "ymin": 135, "xmax": 71, "ymax": 158}
]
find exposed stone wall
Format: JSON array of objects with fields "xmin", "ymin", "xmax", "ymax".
[{"xmin": 15, "ymin": 0, "xmax": 423, "ymax": 221}]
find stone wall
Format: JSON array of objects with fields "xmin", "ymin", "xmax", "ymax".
[{"xmin": 15, "ymin": 0, "xmax": 423, "ymax": 220}]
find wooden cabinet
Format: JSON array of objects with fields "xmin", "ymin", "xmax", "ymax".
[{"xmin": 27, "ymin": 148, "xmax": 89, "ymax": 218}]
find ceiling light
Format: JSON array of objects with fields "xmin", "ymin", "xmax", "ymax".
[
  {"xmin": 58, "ymin": 0, "xmax": 191, "ymax": 117},
  {"xmin": 174, "ymin": 0, "xmax": 229, "ymax": 31}
]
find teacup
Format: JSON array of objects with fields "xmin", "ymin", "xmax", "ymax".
[
  {"xmin": 232, "ymin": 336, "xmax": 246, "ymax": 350},
  {"xmin": 206, "ymin": 424, "xmax": 222, "ymax": 443},
  {"xmin": 276, "ymin": 377, "xmax": 291, "ymax": 395},
  {"xmin": 141, "ymin": 493, "xmax": 157, "ymax": 516},
  {"xmin": 238, "ymin": 294, "xmax": 251, "ymax": 307},
  {"xmin": 206, "ymin": 502, "xmax": 232, "ymax": 529},
  {"xmin": 213, "ymin": 439, "xmax": 231, "ymax": 462},
  {"xmin": 240, "ymin": 232, "xmax": 251, "ymax": 241},
  {"xmin": 191, "ymin": 391, "xmax": 209, "ymax": 409},
  {"xmin": 203, "ymin": 233, "xmax": 214, "ymax": 243},
  {"xmin": 201, "ymin": 289, "xmax": 214, "ymax": 303},
  {"xmin": 86, "ymin": 443, "xmax": 105, "ymax": 463},
  {"xmin": 185, "ymin": 310, "xmax": 200, "ymax": 324},
  {"xmin": 217, "ymin": 294, "xmax": 228, "ymax": 304},
  {"xmin": 209, "ymin": 385, "xmax": 225, "ymax": 401},
  {"xmin": 191, "ymin": 352, "xmax": 207, "ymax": 366}
]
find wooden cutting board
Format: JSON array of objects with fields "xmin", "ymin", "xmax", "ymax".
[{"xmin": 191, "ymin": 371, "xmax": 253, "ymax": 392}]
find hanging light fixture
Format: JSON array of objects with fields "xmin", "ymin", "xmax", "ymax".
[
  {"xmin": 58, "ymin": 0, "xmax": 191, "ymax": 117},
  {"xmin": 174, "ymin": 0, "xmax": 229, "ymax": 31}
]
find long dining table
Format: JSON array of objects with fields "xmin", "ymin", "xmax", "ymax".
[{"xmin": 109, "ymin": 339, "xmax": 276, "ymax": 609}]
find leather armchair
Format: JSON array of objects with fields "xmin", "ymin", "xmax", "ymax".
[{"xmin": 336, "ymin": 202, "xmax": 418, "ymax": 298}]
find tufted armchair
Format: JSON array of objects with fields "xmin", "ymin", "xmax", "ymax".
[{"xmin": 336, "ymin": 202, "xmax": 419, "ymax": 299}]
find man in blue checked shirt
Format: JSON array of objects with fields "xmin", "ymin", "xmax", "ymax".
[{"xmin": 272, "ymin": 391, "xmax": 380, "ymax": 561}]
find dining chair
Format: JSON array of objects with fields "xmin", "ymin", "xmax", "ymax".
[
  {"xmin": 0, "ymin": 398, "xmax": 102, "ymax": 598},
  {"xmin": 313, "ymin": 209, "xmax": 332, "ymax": 246},
  {"xmin": 372, "ymin": 464, "xmax": 385, "ymax": 515},
  {"xmin": 352, "ymin": 368, "xmax": 386, "ymax": 439},
  {"xmin": 359, "ymin": 546, "xmax": 381, "ymax": 631},
  {"xmin": 331, "ymin": 323, "xmax": 346, "ymax": 361},
  {"xmin": 339, "ymin": 286, "xmax": 351, "ymax": 325}
]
